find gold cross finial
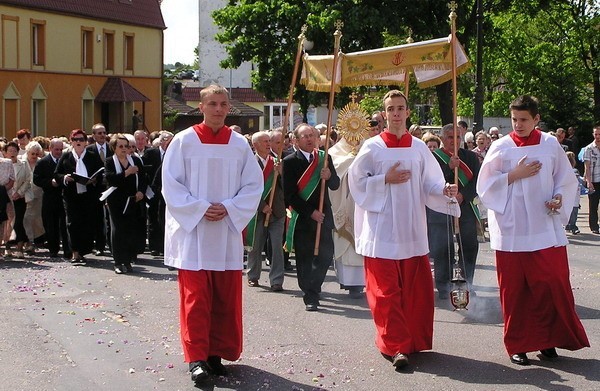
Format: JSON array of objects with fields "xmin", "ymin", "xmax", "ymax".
[
  {"xmin": 406, "ymin": 28, "xmax": 414, "ymax": 44},
  {"xmin": 349, "ymin": 92, "xmax": 358, "ymax": 103},
  {"xmin": 334, "ymin": 20, "xmax": 344, "ymax": 31},
  {"xmin": 299, "ymin": 24, "xmax": 307, "ymax": 40},
  {"xmin": 448, "ymin": 1, "xmax": 458, "ymax": 21}
]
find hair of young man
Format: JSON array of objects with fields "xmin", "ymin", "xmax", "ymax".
[
  {"xmin": 458, "ymin": 120, "xmax": 468, "ymax": 129},
  {"xmin": 382, "ymin": 90, "xmax": 408, "ymax": 107},
  {"xmin": 509, "ymin": 95, "xmax": 539, "ymax": 117},
  {"xmin": 200, "ymin": 84, "xmax": 229, "ymax": 101}
]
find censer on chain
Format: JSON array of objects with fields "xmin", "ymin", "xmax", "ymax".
[
  {"xmin": 446, "ymin": 200, "xmax": 469, "ymax": 310},
  {"xmin": 447, "ymin": 160, "xmax": 469, "ymax": 310}
]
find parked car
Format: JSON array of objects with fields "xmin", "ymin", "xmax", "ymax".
[
  {"xmin": 177, "ymin": 70, "xmax": 194, "ymax": 79},
  {"xmin": 193, "ymin": 70, "xmax": 199, "ymax": 81}
]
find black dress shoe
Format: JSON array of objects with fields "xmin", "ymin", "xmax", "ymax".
[
  {"xmin": 392, "ymin": 353, "xmax": 409, "ymax": 368},
  {"xmin": 189, "ymin": 361, "xmax": 210, "ymax": 384},
  {"xmin": 510, "ymin": 353, "xmax": 530, "ymax": 365},
  {"xmin": 540, "ymin": 348, "xmax": 558, "ymax": 359},
  {"xmin": 94, "ymin": 250, "xmax": 105, "ymax": 256},
  {"xmin": 125, "ymin": 263, "xmax": 134, "ymax": 273},
  {"xmin": 114, "ymin": 265, "xmax": 125, "ymax": 274},
  {"xmin": 207, "ymin": 356, "xmax": 227, "ymax": 376},
  {"xmin": 150, "ymin": 250, "xmax": 160, "ymax": 256},
  {"xmin": 305, "ymin": 304, "xmax": 318, "ymax": 311}
]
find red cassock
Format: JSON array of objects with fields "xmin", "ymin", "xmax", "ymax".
[
  {"xmin": 178, "ymin": 269, "xmax": 243, "ymax": 362},
  {"xmin": 364, "ymin": 255, "xmax": 434, "ymax": 356},
  {"xmin": 496, "ymin": 246, "xmax": 589, "ymax": 355}
]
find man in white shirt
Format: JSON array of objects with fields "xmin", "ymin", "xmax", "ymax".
[{"xmin": 583, "ymin": 125, "xmax": 600, "ymax": 233}]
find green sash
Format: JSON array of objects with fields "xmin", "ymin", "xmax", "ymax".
[
  {"xmin": 244, "ymin": 155, "xmax": 276, "ymax": 250},
  {"xmin": 284, "ymin": 150, "xmax": 325, "ymax": 252}
]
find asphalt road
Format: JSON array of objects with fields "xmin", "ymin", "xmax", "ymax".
[{"xmin": 1, "ymin": 204, "xmax": 599, "ymax": 391}]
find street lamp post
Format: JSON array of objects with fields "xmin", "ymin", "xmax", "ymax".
[{"xmin": 473, "ymin": 0, "xmax": 484, "ymax": 133}]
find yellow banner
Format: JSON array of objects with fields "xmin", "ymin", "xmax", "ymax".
[{"xmin": 300, "ymin": 36, "xmax": 470, "ymax": 91}]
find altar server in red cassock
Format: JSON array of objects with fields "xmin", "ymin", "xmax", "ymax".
[
  {"xmin": 162, "ymin": 85, "xmax": 262, "ymax": 385},
  {"xmin": 477, "ymin": 95, "xmax": 589, "ymax": 366},
  {"xmin": 348, "ymin": 90, "xmax": 459, "ymax": 370}
]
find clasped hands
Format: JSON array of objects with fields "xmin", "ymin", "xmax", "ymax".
[{"xmin": 205, "ymin": 203, "xmax": 228, "ymax": 221}]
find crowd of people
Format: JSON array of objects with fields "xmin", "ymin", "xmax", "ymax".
[
  {"xmin": 2, "ymin": 85, "xmax": 592, "ymax": 386},
  {"xmin": 0, "ymin": 126, "xmax": 174, "ymax": 273}
]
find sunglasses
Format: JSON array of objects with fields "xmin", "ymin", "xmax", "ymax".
[
  {"xmin": 116, "ymin": 144, "xmax": 131, "ymax": 149},
  {"xmin": 71, "ymin": 137, "xmax": 86, "ymax": 142}
]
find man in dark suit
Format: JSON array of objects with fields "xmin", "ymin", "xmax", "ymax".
[
  {"xmin": 143, "ymin": 131, "xmax": 173, "ymax": 256},
  {"xmin": 86, "ymin": 123, "xmax": 113, "ymax": 256},
  {"xmin": 283, "ymin": 124, "xmax": 340, "ymax": 311},
  {"xmin": 246, "ymin": 131, "xmax": 286, "ymax": 291},
  {"xmin": 33, "ymin": 138, "xmax": 71, "ymax": 258},
  {"xmin": 428, "ymin": 123, "xmax": 481, "ymax": 299}
]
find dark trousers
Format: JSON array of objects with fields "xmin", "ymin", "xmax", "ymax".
[
  {"xmin": 12, "ymin": 198, "xmax": 28, "ymax": 243},
  {"xmin": 588, "ymin": 183, "xmax": 600, "ymax": 231},
  {"xmin": 293, "ymin": 221, "xmax": 333, "ymax": 305},
  {"xmin": 92, "ymin": 200, "xmax": 107, "ymax": 251},
  {"xmin": 42, "ymin": 197, "xmax": 70, "ymax": 256},
  {"xmin": 108, "ymin": 203, "xmax": 139, "ymax": 266},
  {"xmin": 429, "ymin": 213, "xmax": 479, "ymax": 294},
  {"xmin": 147, "ymin": 197, "xmax": 164, "ymax": 253}
]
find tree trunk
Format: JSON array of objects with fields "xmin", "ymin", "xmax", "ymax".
[
  {"xmin": 593, "ymin": 69, "xmax": 600, "ymax": 124},
  {"xmin": 436, "ymin": 81, "xmax": 454, "ymax": 126}
]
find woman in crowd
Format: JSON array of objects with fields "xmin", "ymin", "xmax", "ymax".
[
  {"xmin": 124, "ymin": 133, "xmax": 147, "ymax": 255},
  {"xmin": 0, "ymin": 141, "xmax": 14, "ymax": 256},
  {"xmin": 55, "ymin": 129, "xmax": 104, "ymax": 264},
  {"xmin": 5, "ymin": 141, "xmax": 31, "ymax": 258},
  {"xmin": 472, "ymin": 130, "xmax": 489, "ymax": 164},
  {"xmin": 104, "ymin": 134, "xmax": 146, "ymax": 274},
  {"xmin": 22, "ymin": 141, "xmax": 45, "ymax": 254},
  {"xmin": 422, "ymin": 132, "xmax": 442, "ymax": 152},
  {"xmin": 408, "ymin": 124, "xmax": 423, "ymax": 138},
  {"xmin": 16, "ymin": 129, "xmax": 31, "ymax": 157}
]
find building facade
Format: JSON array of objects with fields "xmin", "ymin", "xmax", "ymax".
[{"xmin": 0, "ymin": 0, "xmax": 165, "ymax": 138}]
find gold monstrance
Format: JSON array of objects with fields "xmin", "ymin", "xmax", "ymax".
[{"xmin": 336, "ymin": 93, "xmax": 370, "ymax": 153}]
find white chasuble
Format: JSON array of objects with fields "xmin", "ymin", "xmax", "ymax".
[
  {"xmin": 162, "ymin": 127, "xmax": 263, "ymax": 271},
  {"xmin": 348, "ymin": 136, "xmax": 459, "ymax": 260},
  {"xmin": 476, "ymin": 133, "xmax": 577, "ymax": 252}
]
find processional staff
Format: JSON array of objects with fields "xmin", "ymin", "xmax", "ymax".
[
  {"xmin": 314, "ymin": 20, "xmax": 343, "ymax": 256},
  {"xmin": 263, "ymin": 25, "xmax": 307, "ymax": 227}
]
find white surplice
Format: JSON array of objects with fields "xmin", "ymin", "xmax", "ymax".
[
  {"xmin": 348, "ymin": 136, "xmax": 460, "ymax": 260},
  {"xmin": 161, "ymin": 127, "xmax": 263, "ymax": 271},
  {"xmin": 329, "ymin": 138, "xmax": 364, "ymax": 286},
  {"xmin": 476, "ymin": 132, "xmax": 577, "ymax": 252}
]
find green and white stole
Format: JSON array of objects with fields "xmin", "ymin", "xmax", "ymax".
[{"xmin": 243, "ymin": 154, "xmax": 276, "ymax": 250}]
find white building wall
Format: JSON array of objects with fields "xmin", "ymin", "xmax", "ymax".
[{"xmin": 198, "ymin": 0, "xmax": 253, "ymax": 88}]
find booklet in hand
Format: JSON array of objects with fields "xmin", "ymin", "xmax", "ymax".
[{"xmin": 71, "ymin": 167, "xmax": 104, "ymax": 186}]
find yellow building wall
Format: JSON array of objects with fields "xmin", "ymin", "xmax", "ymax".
[{"xmin": 0, "ymin": 5, "xmax": 164, "ymax": 138}]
